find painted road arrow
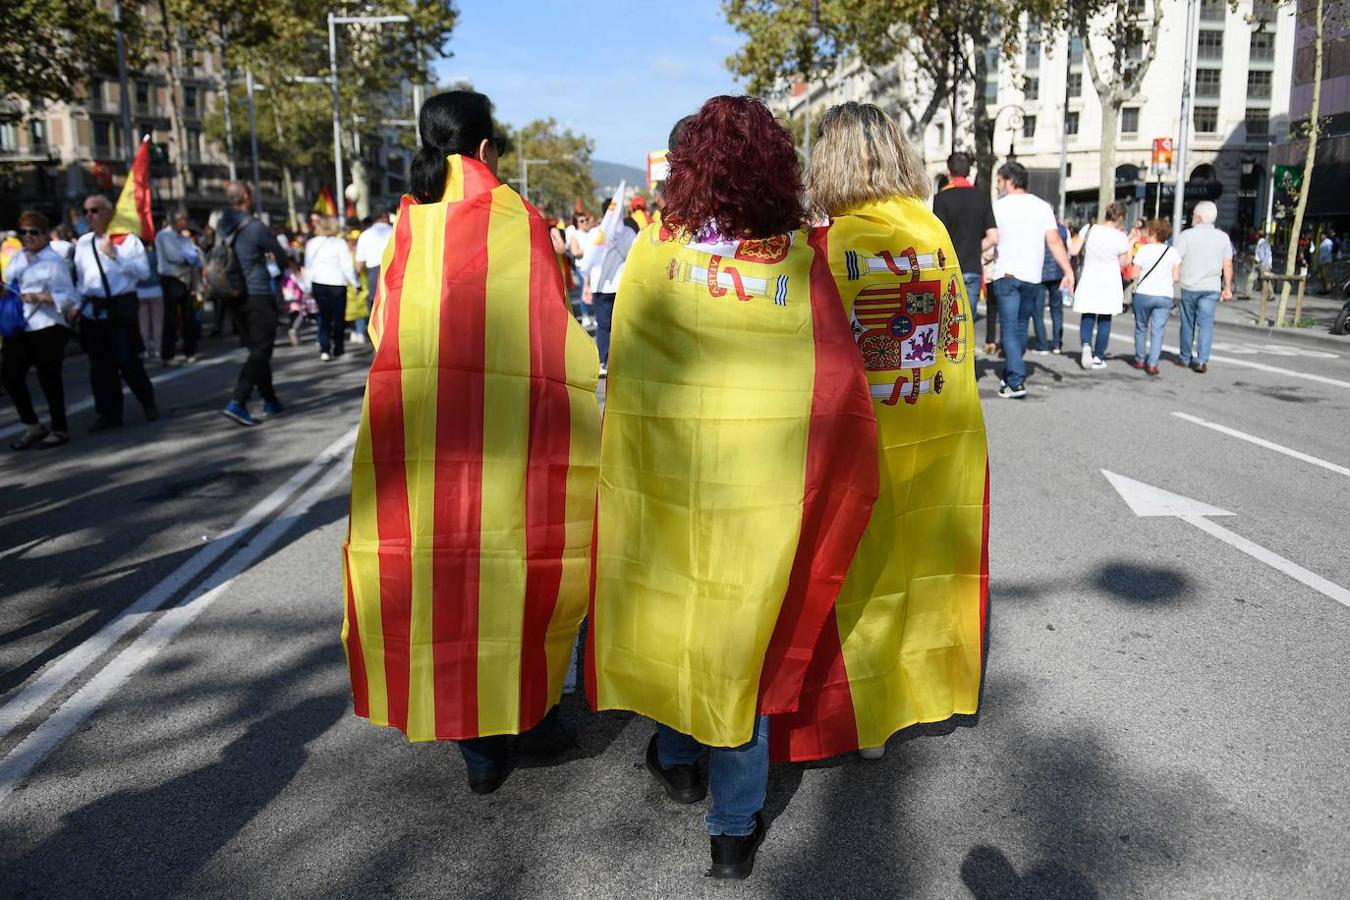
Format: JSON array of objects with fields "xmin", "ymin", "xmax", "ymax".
[{"xmin": 1102, "ymin": 470, "xmax": 1350, "ymax": 609}]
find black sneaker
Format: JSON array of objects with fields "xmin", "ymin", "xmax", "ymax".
[
  {"xmin": 467, "ymin": 764, "xmax": 509, "ymax": 795},
  {"xmin": 708, "ymin": 813, "xmax": 767, "ymax": 880},
  {"xmin": 996, "ymin": 382, "xmax": 1027, "ymax": 399},
  {"xmin": 644, "ymin": 734, "xmax": 707, "ymax": 804}
]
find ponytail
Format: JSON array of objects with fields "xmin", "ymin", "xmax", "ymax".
[{"xmin": 408, "ymin": 91, "xmax": 496, "ymax": 204}]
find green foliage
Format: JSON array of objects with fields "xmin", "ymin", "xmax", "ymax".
[
  {"xmin": 1, "ymin": 0, "xmax": 144, "ymax": 102},
  {"xmin": 500, "ymin": 119, "xmax": 598, "ymax": 219}
]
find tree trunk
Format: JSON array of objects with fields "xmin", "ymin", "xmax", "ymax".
[
  {"xmin": 1277, "ymin": 0, "xmax": 1323, "ymax": 325},
  {"xmin": 1097, "ymin": 98, "xmax": 1119, "ymax": 216},
  {"xmin": 156, "ymin": 0, "xmax": 189, "ymax": 202},
  {"xmin": 271, "ymin": 97, "xmax": 298, "ymax": 231},
  {"xmin": 972, "ymin": 37, "xmax": 995, "ymax": 191}
]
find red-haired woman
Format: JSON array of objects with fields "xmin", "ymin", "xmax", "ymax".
[{"xmin": 590, "ymin": 96, "xmax": 877, "ymax": 880}]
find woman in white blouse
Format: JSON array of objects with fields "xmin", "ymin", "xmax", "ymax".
[
  {"xmin": 1069, "ymin": 202, "xmax": 1132, "ymax": 370},
  {"xmin": 1129, "ymin": 219, "xmax": 1182, "ymax": 375},
  {"xmin": 3, "ymin": 211, "xmax": 78, "ymax": 448},
  {"xmin": 303, "ymin": 216, "xmax": 358, "ymax": 361}
]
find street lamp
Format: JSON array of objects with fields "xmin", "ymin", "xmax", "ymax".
[
  {"xmin": 519, "ymin": 157, "xmax": 549, "ymax": 205},
  {"xmin": 802, "ymin": 0, "xmax": 822, "ymax": 168},
  {"xmin": 328, "ymin": 13, "xmax": 411, "ymax": 228},
  {"xmin": 994, "ymin": 104, "xmax": 1026, "ymax": 161}
]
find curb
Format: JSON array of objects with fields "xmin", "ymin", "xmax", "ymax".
[{"xmin": 1214, "ymin": 310, "xmax": 1348, "ymax": 350}]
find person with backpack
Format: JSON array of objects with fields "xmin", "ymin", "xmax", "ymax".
[{"xmin": 209, "ymin": 181, "xmax": 293, "ymax": 427}]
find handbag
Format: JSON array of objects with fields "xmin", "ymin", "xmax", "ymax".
[
  {"xmin": 1071, "ymin": 224, "xmax": 1091, "ymax": 283},
  {"xmin": 0, "ymin": 286, "xmax": 27, "ymax": 337}
]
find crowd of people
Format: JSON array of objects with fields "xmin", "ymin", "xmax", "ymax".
[
  {"xmin": 932, "ymin": 152, "xmax": 1240, "ymax": 396},
  {"xmin": 0, "ymin": 186, "xmax": 396, "ymax": 446}
]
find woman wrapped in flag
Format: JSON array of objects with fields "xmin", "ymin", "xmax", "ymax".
[
  {"xmin": 589, "ymin": 95, "xmax": 880, "ymax": 879},
  {"xmin": 773, "ymin": 102, "xmax": 989, "ymax": 763},
  {"xmin": 342, "ymin": 92, "xmax": 601, "ymax": 794}
]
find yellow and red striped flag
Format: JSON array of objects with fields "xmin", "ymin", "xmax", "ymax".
[
  {"xmin": 109, "ymin": 136, "xmax": 154, "ymax": 241},
  {"xmin": 770, "ymin": 197, "xmax": 989, "ymax": 761},
  {"xmin": 587, "ymin": 225, "xmax": 880, "ymax": 749},
  {"xmin": 343, "ymin": 154, "xmax": 601, "ymax": 741},
  {"xmin": 312, "ymin": 185, "xmax": 338, "ymax": 216}
]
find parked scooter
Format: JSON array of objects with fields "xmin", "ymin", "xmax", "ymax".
[{"xmin": 1332, "ymin": 274, "xmax": 1350, "ymax": 335}]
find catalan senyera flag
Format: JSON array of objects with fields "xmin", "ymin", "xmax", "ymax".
[
  {"xmin": 770, "ymin": 197, "xmax": 989, "ymax": 762},
  {"xmin": 587, "ymin": 225, "xmax": 880, "ymax": 749},
  {"xmin": 109, "ymin": 136, "xmax": 154, "ymax": 241},
  {"xmin": 342, "ymin": 154, "xmax": 601, "ymax": 741},
  {"xmin": 313, "ymin": 185, "xmax": 338, "ymax": 217}
]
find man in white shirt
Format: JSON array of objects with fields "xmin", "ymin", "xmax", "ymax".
[
  {"xmin": 73, "ymin": 193, "xmax": 158, "ymax": 430},
  {"xmin": 991, "ymin": 161, "xmax": 1073, "ymax": 399},
  {"xmin": 1173, "ymin": 200, "xmax": 1233, "ymax": 373},
  {"xmin": 156, "ymin": 208, "xmax": 202, "ymax": 365},
  {"xmin": 353, "ymin": 210, "xmax": 393, "ymax": 343}
]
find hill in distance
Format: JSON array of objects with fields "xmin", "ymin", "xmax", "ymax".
[{"xmin": 591, "ymin": 159, "xmax": 648, "ymax": 195}]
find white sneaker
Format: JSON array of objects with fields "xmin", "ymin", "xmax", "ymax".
[
  {"xmin": 320, "ymin": 351, "xmax": 331, "ymax": 362},
  {"xmin": 1092, "ymin": 357, "xmax": 1108, "ymax": 370},
  {"xmin": 598, "ymin": 364, "xmax": 607, "ymax": 378},
  {"xmin": 350, "ymin": 333, "xmax": 367, "ymax": 344},
  {"xmin": 1080, "ymin": 344, "xmax": 1093, "ymax": 370}
]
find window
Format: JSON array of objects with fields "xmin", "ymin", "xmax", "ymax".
[
  {"xmin": 1199, "ymin": 0, "xmax": 1225, "ymax": 23},
  {"xmin": 28, "ymin": 119, "xmax": 47, "ymax": 151},
  {"xmin": 1066, "ymin": 111, "xmax": 1079, "ymax": 136},
  {"xmin": 183, "ymin": 86, "xmax": 198, "ymax": 117},
  {"xmin": 1249, "ymin": 31, "xmax": 1275, "ymax": 62},
  {"xmin": 0, "ymin": 121, "xmax": 18, "ymax": 153},
  {"xmin": 1195, "ymin": 68, "xmax": 1221, "ymax": 98},
  {"xmin": 935, "ymin": 122, "xmax": 946, "ymax": 145},
  {"xmin": 186, "ymin": 126, "xmax": 202, "ymax": 164},
  {"xmin": 1198, "ymin": 30, "xmax": 1223, "ymax": 61},
  {"xmin": 93, "ymin": 120, "xmax": 118, "ymax": 156},
  {"xmin": 1121, "ymin": 107, "xmax": 1140, "ymax": 134},
  {"xmin": 1023, "ymin": 76, "xmax": 1039, "ymax": 101},
  {"xmin": 1069, "ymin": 35, "xmax": 1083, "ymax": 64},
  {"xmin": 1247, "ymin": 69, "xmax": 1272, "ymax": 99},
  {"xmin": 135, "ymin": 81, "xmax": 150, "ymax": 114},
  {"xmin": 1026, "ymin": 41, "xmax": 1041, "ymax": 70},
  {"xmin": 90, "ymin": 78, "xmax": 107, "ymax": 112},
  {"xmin": 984, "ymin": 45, "xmax": 999, "ymax": 102},
  {"xmin": 1068, "ymin": 72, "xmax": 1082, "ymax": 98},
  {"xmin": 1193, "ymin": 106, "xmax": 1218, "ymax": 133},
  {"xmin": 1245, "ymin": 109, "xmax": 1270, "ymax": 136},
  {"xmin": 1022, "ymin": 115, "xmax": 1037, "ymax": 138},
  {"xmin": 1066, "ymin": 162, "xmax": 1073, "ymax": 177}
]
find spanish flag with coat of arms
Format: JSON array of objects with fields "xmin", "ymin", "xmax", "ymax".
[
  {"xmin": 342, "ymin": 154, "xmax": 601, "ymax": 741},
  {"xmin": 589, "ymin": 205, "xmax": 987, "ymax": 761}
]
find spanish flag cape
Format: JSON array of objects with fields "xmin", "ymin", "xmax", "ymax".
[
  {"xmin": 587, "ymin": 224, "xmax": 880, "ymax": 749},
  {"xmin": 342, "ymin": 155, "xmax": 601, "ymax": 741},
  {"xmin": 771, "ymin": 197, "xmax": 989, "ymax": 762}
]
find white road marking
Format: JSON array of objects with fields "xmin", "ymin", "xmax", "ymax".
[
  {"xmin": 0, "ymin": 427, "xmax": 357, "ymax": 747},
  {"xmin": 0, "ymin": 446, "xmax": 353, "ymax": 805},
  {"xmin": 1171, "ymin": 412, "xmax": 1350, "ymax": 478},
  {"xmin": 1103, "ymin": 470, "xmax": 1350, "ymax": 609},
  {"xmin": 1061, "ymin": 322, "xmax": 1350, "ymax": 390},
  {"xmin": 0, "ymin": 352, "xmax": 239, "ymax": 440}
]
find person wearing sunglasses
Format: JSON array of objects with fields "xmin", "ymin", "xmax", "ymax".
[
  {"xmin": 2, "ymin": 211, "xmax": 79, "ymax": 449},
  {"xmin": 72, "ymin": 194, "xmax": 158, "ymax": 431}
]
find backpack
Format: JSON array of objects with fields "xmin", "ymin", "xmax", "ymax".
[{"xmin": 205, "ymin": 220, "xmax": 247, "ymax": 304}]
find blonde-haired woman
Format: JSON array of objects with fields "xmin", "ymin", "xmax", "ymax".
[
  {"xmin": 303, "ymin": 215, "xmax": 357, "ymax": 361},
  {"xmin": 777, "ymin": 102, "xmax": 989, "ymax": 763}
]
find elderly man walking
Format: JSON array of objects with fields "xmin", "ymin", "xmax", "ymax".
[
  {"xmin": 1174, "ymin": 200, "xmax": 1234, "ymax": 374},
  {"xmin": 156, "ymin": 208, "xmax": 202, "ymax": 366}
]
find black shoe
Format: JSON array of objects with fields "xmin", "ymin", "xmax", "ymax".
[
  {"xmin": 644, "ymin": 734, "xmax": 707, "ymax": 804},
  {"xmin": 516, "ymin": 707, "xmax": 575, "ymax": 759},
  {"xmin": 144, "ymin": 401, "xmax": 160, "ymax": 422},
  {"xmin": 88, "ymin": 416, "xmax": 123, "ymax": 433},
  {"xmin": 1190, "ymin": 362, "xmax": 1208, "ymax": 374},
  {"xmin": 466, "ymin": 764, "xmax": 510, "ymax": 795},
  {"xmin": 708, "ymin": 814, "xmax": 767, "ymax": 880}
]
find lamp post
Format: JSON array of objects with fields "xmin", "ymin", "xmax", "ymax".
[
  {"xmin": 802, "ymin": 0, "xmax": 822, "ymax": 168},
  {"xmin": 245, "ymin": 68, "xmax": 262, "ymax": 211},
  {"xmin": 328, "ymin": 13, "xmax": 411, "ymax": 228},
  {"xmin": 519, "ymin": 156, "xmax": 550, "ymax": 205},
  {"xmin": 994, "ymin": 104, "xmax": 1026, "ymax": 162},
  {"xmin": 1172, "ymin": 0, "xmax": 1200, "ymax": 230}
]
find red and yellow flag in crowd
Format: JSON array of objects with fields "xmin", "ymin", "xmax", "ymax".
[
  {"xmin": 109, "ymin": 136, "xmax": 154, "ymax": 241},
  {"xmin": 587, "ymin": 205, "xmax": 988, "ymax": 760},
  {"xmin": 312, "ymin": 185, "xmax": 338, "ymax": 217},
  {"xmin": 587, "ymin": 226, "xmax": 880, "ymax": 750},
  {"xmin": 770, "ymin": 198, "xmax": 989, "ymax": 761},
  {"xmin": 343, "ymin": 155, "xmax": 601, "ymax": 741}
]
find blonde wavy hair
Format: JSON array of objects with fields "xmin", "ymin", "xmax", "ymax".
[{"xmin": 807, "ymin": 102, "xmax": 930, "ymax": 218}]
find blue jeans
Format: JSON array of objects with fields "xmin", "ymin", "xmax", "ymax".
[
  {"xmin": 1040, "ymin": 280, "xmax": 1064, "ymax": 350},
  {"xmin": 657, "ymin": 715, "xmax": 769, "ymax": 836},
  {"xmin": 1132, "ymin": 293, "xmax": 1172, "ymax": 367},
  {"xmin": 963, "ymin": 272, "xmax": 981, "ymax": 323},
  {"xmin": 1079, "ymin": 313, "xmax": 1112, "ymax": 359},
  {"xmin": 994, "ymin": 277, "xmax": 1039, "ymax": 389},
  {"xmin": 592, "ymin": 292, "xmax": 616, "ymax": 364},
  {"xmin": 1178, "ymin": 289, "xmax": 1219, "ymax": 364}
]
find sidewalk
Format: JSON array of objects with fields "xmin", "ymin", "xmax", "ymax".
[{"xmin": 1216, "ymin": 289, "xmax": 1348, "ymax": 348}]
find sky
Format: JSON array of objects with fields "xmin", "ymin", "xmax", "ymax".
[{"xmin": 437, "ymin": 0, "xmax": 745, "ymax": 166}]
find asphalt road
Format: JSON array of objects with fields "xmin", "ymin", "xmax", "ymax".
[{"xmin": 1, "ymin": 315, "xmax": 1348, "ymax": 899}]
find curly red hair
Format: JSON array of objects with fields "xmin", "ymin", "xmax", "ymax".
[{"xmin": 661, "ymin": 96, "xmax": 805, "ymax": 240}]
